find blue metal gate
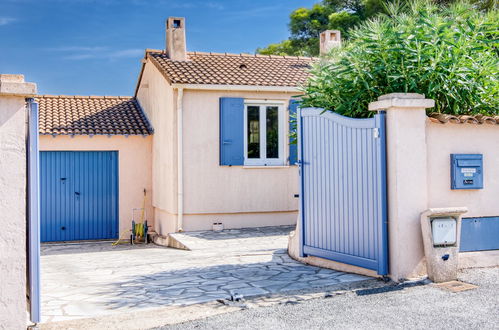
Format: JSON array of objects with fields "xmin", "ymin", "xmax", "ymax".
[
  {"xmin": 298, "ymin": 108, "xmax": 388, "ymax": 275},
  {"xmin": 27, "ymin": 99, "xmax": 41, "ymax": 323},
  {"xmin": 40, "ymin": 151, "xmax": 119, "ymax": 242}
]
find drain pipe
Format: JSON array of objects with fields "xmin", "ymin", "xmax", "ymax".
[{"xmin": 176, "ymin": 87, "xmax": 184, "ymax": 232}]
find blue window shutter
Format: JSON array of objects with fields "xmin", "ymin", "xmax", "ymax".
[
  {"xmin": 220, "ymin": 97, "xmax": 244, "ymax": 165},
  {"xmin": 288, "ymin": 99, "xmax": 299, "ymax": 165}
]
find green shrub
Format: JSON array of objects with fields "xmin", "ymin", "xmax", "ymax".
[{"xmin": 301, "ymin": 1, "xmax": 499, "ymax": 117}]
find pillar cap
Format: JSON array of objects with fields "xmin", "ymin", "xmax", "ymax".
[
  {"xmin": 421, "ymin": 207, "xmax": 468, "ymax": 218},
  {"xmin": 368, "ymin": 93, "xmax": 434, "ymax": 111},
  {"xmin": 0, "ymin": 74, "xmax": 37, "ymax": 97}
]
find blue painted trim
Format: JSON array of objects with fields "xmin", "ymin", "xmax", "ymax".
[
  {"xmin": 300, "ymin": 108, "xmax": 376, "ymax": 128},
  {"xmin": 297, "ymin": 106, "xmax": 305, "ymax": 258},
  {"xmin": 375, "ymin": 111, "xmax": 389, "ymax": 275},
  {"xmin": 461, "ymin": 217, "xmax": 499, "ymax": 252},
  {"xmin": 27, "ymin": 99, "xmax": 41, "ymax": 323},
  {"xmin": 303, "ymin": 245, "xmax": 378, "ymax": 271}
]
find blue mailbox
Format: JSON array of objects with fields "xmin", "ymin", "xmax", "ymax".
[{"xmin": 451, "ymin": 154, "xmax": 483, "ymax": 190}]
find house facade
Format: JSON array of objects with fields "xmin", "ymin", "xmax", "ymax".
[
  {"xmin": 135, "ymin": 17, "xmax": 316, "ymax": 234},
  {"xmin": 37, "ymin": 17, "xmax": 321, "ymax": 241}
]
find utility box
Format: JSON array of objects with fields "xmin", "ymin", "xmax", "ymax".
[
  {"xmin": 420, "ymin": 208, "xmax": 467, "ymax": 283},
  {"xmin": 431, "ymin": 217, "xmax": 457, "ymax": 246},
  {"xmin": 451, "ymin": 154, "xmax": 483, "ymax": 190}
]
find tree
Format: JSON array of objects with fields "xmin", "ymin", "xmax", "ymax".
[
  {"xmin": 301, "ymin": 1, "xmax": 499, "ymax": 117},
  {"xmin": 257, "ymin": 0, "xmax": 497, "ymax": 56},
  {"xmin": 257, "ymin": 0, "xmax": 393, "ymax": 56}
]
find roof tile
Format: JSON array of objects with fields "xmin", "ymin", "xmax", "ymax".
[
  {"xmin": 35, "ymin": 95, "xmax": 153, "ymax": 136},
  {"xmin": 429, "ymin": 113, "xmax": 499, "ymax": 125},
  {"xmin": 147, "ymin": 51, "xmax": 315, "ymax": 87}
]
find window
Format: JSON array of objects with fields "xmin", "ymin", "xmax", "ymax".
[{"xmin": 244, "ymin": 101, "xmax": 285, "ymax": 166}]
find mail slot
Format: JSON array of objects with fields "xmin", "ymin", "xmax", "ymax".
[{"xmin": 451, "ymin": 154, "xmax": 483, "ymax": 190}]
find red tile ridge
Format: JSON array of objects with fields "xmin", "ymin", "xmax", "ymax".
[{"xmin": 37, "ymin": 95, "xmax": 133, "ymax": 100}]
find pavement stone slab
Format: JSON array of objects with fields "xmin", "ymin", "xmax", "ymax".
[{"xmin": 41, "ymin": 225, "xmax": 368, "ymax": 322}]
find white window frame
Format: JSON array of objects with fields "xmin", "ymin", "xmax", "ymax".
[{"xmin": 243, "ymin": 100, "xmax": 286, "ymax": 166}]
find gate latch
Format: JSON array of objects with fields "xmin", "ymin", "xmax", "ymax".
[{"xmin": 373, "ymin": 128, "xmax": 380, "ymax": 138}]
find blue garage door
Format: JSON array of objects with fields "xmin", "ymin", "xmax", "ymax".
[{"xmin": 41, "ymin": 151, "xmax": 119, "ymax": 242}]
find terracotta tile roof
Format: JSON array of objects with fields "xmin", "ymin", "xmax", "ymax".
[
  {"xmin": 429, "ymin": 113, "xmax": 499, "ymax": 125},
  {"xmin": 36, "ymin": 95, "xmax": 153, "ymax": 135},
  {"xmin": 146, "ymin": 50, "xmax": 315, "ymax": 87}
]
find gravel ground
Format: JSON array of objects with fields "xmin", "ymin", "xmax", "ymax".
[{"xmin": 160, "ymin": 267, "xmax": 499, "ymax": 330}]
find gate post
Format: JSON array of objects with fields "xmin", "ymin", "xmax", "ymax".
[
  {"xmin": 0, "ymin": 74, "xmax": 37, "ymax": 328},
  {"xmin": 369, "ymin": 93, "xmax": 434, "ymax": 281}
]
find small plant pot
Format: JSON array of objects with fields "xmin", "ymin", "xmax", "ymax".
[{"xmin": 212, "ymin": 222, "xmax": 224, "ymax": 232}]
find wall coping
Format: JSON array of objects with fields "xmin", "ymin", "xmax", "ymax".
[
  {"xmin": 368, "ymin": 93, "xmax": 434, "ymax": 111},
  {"xmin": 421, "ymin": 207, "xmax": 468, "ymax": 218},
  {"xmin": 0, "ymin": 74, "xmax": 37, "ymax": 97}
]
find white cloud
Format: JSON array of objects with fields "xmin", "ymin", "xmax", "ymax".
[
  {"xmin": 0, "ymin": 17, "xmax": 16, "ymax": 26},
  {"xmin": 108, "ymin": 48, "xmax": 143, "ymax": 58},
  {"xmin": 169, "ymin": 1, "xmax": 224, "ymax": 10},
  {"xmin": 55, "ymin": 46, "xmax": 143, "ymax": 60},
  {"xmin": 47, "ymin": 46, "xmax": 107, "ymax": 52}
]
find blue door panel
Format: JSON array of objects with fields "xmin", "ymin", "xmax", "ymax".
[
  {"xmin": 41, "ymin": 151, "xmax": 119, "ymax": 242},
  {"xmin": 460, "ymin": 217, "xmax": 499, "ymax": 252},
  {"xmin": 298, "ymin": 108, "xmax": 388, "ymax": 275}
]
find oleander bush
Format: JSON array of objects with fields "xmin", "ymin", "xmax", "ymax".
[{"xmin": 301, "ymin": 1, "xmax": 499, "ymax": 117}]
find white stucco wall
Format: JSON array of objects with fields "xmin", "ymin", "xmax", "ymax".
[
  {"xmin": 369, "ymin": 93, "xmax": 499, "ymax": 280},
  {"xmin": 426, "ymin": 122, "xmax": 499, "ymax": 216},
  {"xmin": 39, "ymin": 135, "xmax": 153, "ymax": 235},
  {"xmin": 136, "ymin": 61, "xmax": 300, "ymax": 234},
  {"xmin": 182, "ymin": 89, "xmax": 299, "ymax": 231},
  {"xmin": 136, "ymin": 60, "xmax": 178, "ymax": 234},
  {"xmin": 0, "ymin": 96, "xmax": 28, "ymax": 329},
  {"xmin": 0, "ymin": 73, "xmax": 37, "ymax": 329}
]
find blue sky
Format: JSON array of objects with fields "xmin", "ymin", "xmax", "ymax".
[{"xmin": 0, "ymin": 0, "xmax": 316, "ymax": 95}]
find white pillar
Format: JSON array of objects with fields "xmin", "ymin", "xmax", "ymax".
[
  {"xmin": 0, "ymin": 74, "xmax": 36, "ymax": 329},
  {"xmin": 369, "ymin": 93, "xmax": 435, "ymax": 281}
]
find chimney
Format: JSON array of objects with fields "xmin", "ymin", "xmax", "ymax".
[
  {"xmin": 166, "ymin": 17, "xmax": 187, "ymax": 61},
  {"xmin": 320, "ymin": 30, "xmax": 341, "ymax": 55}
]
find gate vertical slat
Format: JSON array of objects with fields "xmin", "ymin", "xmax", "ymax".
[
  {"xmin": 354, "ymin": 128, "xmax": 359, "ymax": 255},
  {"xmin": 299, "ymin": 108, "xmax": 388, "ymax": 275},
  {"xmin": 342, "ymin": 123, "xmax": 345, "ymax": 254},
  {"xmin": 326, "ymin": 120, "xmax": 333, "ymax": 251},
  {"xmin": 324, "ymin": 120, "xmax": 329, "ymax": 251}
]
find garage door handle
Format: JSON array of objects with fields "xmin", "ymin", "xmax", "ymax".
[{"xmin": 75, "ymin": 192, "xmax": 80, "ymax": 196}]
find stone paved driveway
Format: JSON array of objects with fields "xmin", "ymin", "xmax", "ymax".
[{"xmin": 41, "ymin": 226, "xmax": 368, "ymax": 322}]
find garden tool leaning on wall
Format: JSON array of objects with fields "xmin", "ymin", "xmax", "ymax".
[
  {"xmin": 112, "ymin": 189, "xmax": 150, "ymax": 246},
  {"xmin": 131, "ymin": 189, "xmax": 149, "ymax": 244}
]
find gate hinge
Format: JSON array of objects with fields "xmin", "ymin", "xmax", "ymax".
[{"xmin": 373, "ymin": 128, "xmax": 380, "ymax": 138}]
